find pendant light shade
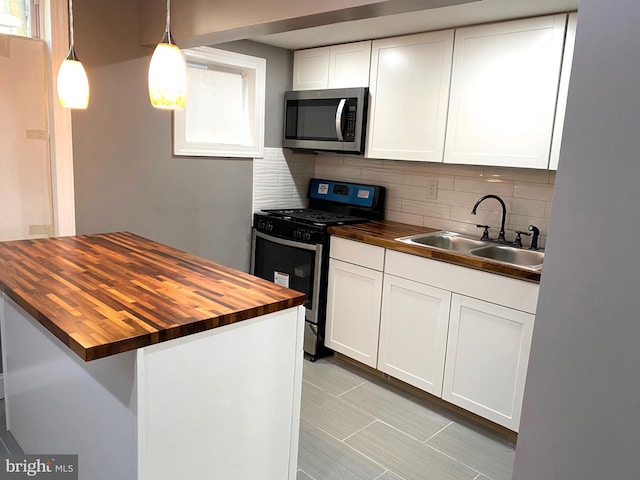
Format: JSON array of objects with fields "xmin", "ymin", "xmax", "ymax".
[
  {"xmin": 57, "ymin": 0, "xmax": 89, "ymax": 109},
  {"xmin": 148, "ymin": 0, "xmax": 187, "ymax": 109}
]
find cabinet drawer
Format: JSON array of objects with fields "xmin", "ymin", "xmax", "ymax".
[
  {"xmin": 330, "ymin": 237, "xmax": 385, "ymax": 271},
  {"xmin": 385, "ymin": 249, "xmax": 539, "ymax": 314}
]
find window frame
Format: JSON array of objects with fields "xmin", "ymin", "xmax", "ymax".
[{"xmin": 173, "ymin": 46, "xmax": 266, "ymax": 159}]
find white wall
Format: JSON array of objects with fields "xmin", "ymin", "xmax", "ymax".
[{"xmin": 513, "ymin": 2, "xmax": 640, "ymax": 478}]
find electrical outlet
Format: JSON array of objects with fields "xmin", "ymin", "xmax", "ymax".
[{"xmin": 425, "ymin": 178, "xmax": 438, "ymax": 200}]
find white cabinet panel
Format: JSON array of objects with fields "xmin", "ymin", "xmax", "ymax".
[
  {"xmin": 367, "ymin": 30, "xmax": 454, "ymax": 161},
  {"xmin": 328, "ymin": 41, "xmax": 372, "ymax": 88},
  {"xmin": 378, "ymin": 274, "xmax": 451, "ymax": 396},
  {"xmin": 444, "ymin": 14, "xmax": 567, "ymax": 169},
  {"xmin": 293, "ymin": 42, "xmax": 372, "ymax": 91},
  {"xmin": 292, "ymin": 47, "xmax": 330, "ymax": 90},
  {"xmin": 549, "ymin": 12, "xmax": 578, "ymax": 170},
  {"xmin": 443, "ymin": 294, "xmax": 535, "ymax": 431},
  {"xmin": 325, "ymin": 258, "xmax": 383, "ymax": 368},
  {"xmin": 330, "ymin": 236, "xmax": 385, "ymax": 270}
]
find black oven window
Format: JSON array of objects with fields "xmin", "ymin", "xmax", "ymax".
[{"xmin": 253, "ymin": 237, "xmax": 316, "ymax": 310}]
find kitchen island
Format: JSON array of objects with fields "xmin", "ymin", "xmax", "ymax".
[{"xmin": 0, "ymin": 232, "xmax": 306, "ymax": 480}]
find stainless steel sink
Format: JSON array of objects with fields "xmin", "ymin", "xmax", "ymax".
[
  {"xmin": 396, "ymin": 231, "xmax": 488, "ymax": 252},
  {"xmin": 396, "ymin": 230, "xmax": 544, "ymax": 271},
  {"xmin": 469, "ymin": 245, "xmax": 544, "ymax": 270}
]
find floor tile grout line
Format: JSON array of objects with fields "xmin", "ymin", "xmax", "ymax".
[
  {"xmin": 373, "ymin": 469, "xmax": 406, "ymax": 480},
  {"xmin": 309, "ymin": 419, "xmax": 392, "ymax": 475},
  {"xmin": 341, "ymin": 418, "xmax": 379, "ymax": 443},
  {"xmin": 336, "ymin": 379, "xmax": 369, "ymax": 398},
  {"xmin": 423, "ymin": 421, "xmax": 454, "ymax": 443},
  {"xmin": 421, "ymin": 442, "xmax": 486, "ymax": 479},
  {"xmin": 298, "ymin": 467, "xmax": 318, "ymax": 480}
]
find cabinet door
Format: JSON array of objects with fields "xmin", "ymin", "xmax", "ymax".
[
  {"xmin": 292, "ymin": 47, "xmax": 330, "ymax": 90},
  {"xmin": 549, "ymin": 12, "xmax": 577, "ymax": 170},
  {"xmin": 325, "ymin": 258, "xmax": 383, "ymax": 368},
  {"xmin": 378, "ymin": 275, "xmax": 451, "ymax": 396},
  {"xmin": 444, "ymin": 14, "xmax": 567, "ymax": 169},
  {"xmin": 367, "ymin": 30, "xmax": 454, "ymax": 161},
  {"xmin": 328, "ymin": 41, "xmax": 372, "ymax": 88},
  {"xmin": 443, "ymin": 294, "xmax": 535, "ymax": 431}
]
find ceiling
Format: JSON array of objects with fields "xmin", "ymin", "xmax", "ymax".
[{"xmin": 252, "ymin": 0, "xmax": 579, "ymax": 50}]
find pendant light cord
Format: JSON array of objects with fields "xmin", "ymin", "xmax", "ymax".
[
  {"xmin": 165, "ymin": 0, "xmax": 173, "ymax": 43},
  {"xmin": 68, "ymin": 0, "xmax": 75, "ymax": 49}
]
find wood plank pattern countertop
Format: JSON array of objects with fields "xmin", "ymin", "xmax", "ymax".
[
  {"xmin": 329, "ymin": 221, "xmax": 541, "ymax": 283},
  {"xmin": 0, "ymin": 232, "xmax": 305, "ymax": 361}
]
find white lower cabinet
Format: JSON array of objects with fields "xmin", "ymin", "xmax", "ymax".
[
  {"xmin": 378, "ymin": 274, "xmax": 450, "ymax": 396},
  {"xmin": 442, "ymin": 294, "xmax": 535, "ymax": 431},
  {"xmin": 326, "ymin": 240, "xmax": 538, "ymax": 431},
  {"xmin": 325, "ymin": 238, "xmax": 384, "ymax": 368}
]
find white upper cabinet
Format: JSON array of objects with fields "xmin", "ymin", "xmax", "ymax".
[
  {"xmin": 328, "ymin": 42, "xmax": 372, "ymax": 88},
  {"xmin": 292, "ymin": 41, "xmax": 372, "ymax": 90},
  {"xmin": 292, "ymin": 47, "xmax": 330, "ymax": 90},
  {"xmin": 549, "ymin": 12, "xmax": 578, "ymax": 170},
  {"xmin": 367, "ymin": 31, "xmax": 454, "ymax": 162},
  {"xmin": 444, "ymin": 14, "xmax": 567, "ymax": 169}
]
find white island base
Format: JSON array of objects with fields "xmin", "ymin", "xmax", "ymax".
[{"xmin": 0, "ymin": 294, "xmax": 305, "ymax": 480}]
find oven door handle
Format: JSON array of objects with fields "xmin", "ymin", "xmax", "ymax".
[
  {"xmin": 253, "ymin": 230, "xmax": 322, "ymax": 251},
  {"xmin": 335, "ymin": 98, "xmax": 346, "ymax": 142}
]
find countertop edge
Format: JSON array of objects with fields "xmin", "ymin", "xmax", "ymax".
[{"xmin": 329, "ymin": 221, "xmax": 541, "ymax": 283}]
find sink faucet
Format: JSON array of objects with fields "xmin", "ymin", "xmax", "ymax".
[{"xmin": 471, "ymin": 194, "xmax": 507, "ymax": 243}]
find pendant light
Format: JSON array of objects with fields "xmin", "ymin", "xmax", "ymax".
[
  {"xmin": 148, "ymin": 0, "xmax": 187, "ymax": 109},
  {"xmin": 57, "ymin": 0, "xmax": 89, "ymax": 109}
]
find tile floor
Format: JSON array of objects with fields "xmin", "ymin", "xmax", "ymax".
[
  {"xmin": 0, "ymin": 355, "xmax": 516, "ymax": 480},
  {"xmin": 0, "ymin": 398, "xmax": 21, "ymax": 454},
  {"xmin": 298, "ymin": 355, "xmax": 516, "ymax": 480}
]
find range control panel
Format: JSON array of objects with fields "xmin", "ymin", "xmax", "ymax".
[{"xmin": 308, "ymin": 179, "xmax": 378, "ymax": 208}]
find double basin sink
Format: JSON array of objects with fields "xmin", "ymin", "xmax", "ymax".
[{"xmin": 396, "ymin": 231, "xmax": 544, "ymax": 271}]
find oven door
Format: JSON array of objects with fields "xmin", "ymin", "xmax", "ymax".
[{"xmin": 251, "ymin": 230, "xmax": 323, "ymax": 326}]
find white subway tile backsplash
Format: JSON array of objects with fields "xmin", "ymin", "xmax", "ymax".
[
  {"xmin": 316, "ymin": 154, "xmax": 345, "ymax": 166},
  {"xmin": 253, "ymin": 147, "xmax": 313, "ymax": 213},
  {"xmin": 436, "ymin": 189, "xmax": 485, "ymax": 209},
  {"xmin": 513, "ymin": 182, "xmax": 555, "ymax": 201},
  {"xmin": 386, "ymin": 210, "xmax": 424, "ymax": 226},
  {"xmin": 315, "ymin": 164, "xmax": 363, "ymax": 182},
  {"xmin": 363, "ymin": 168, "xmax": 405, "ymax": 185},
  {"xmin": 506, "ymin": 197, "xmax": 547, "ymax": 217},
  {"xmin": 385, "ymin": 183, "xmax": 429, "ymax": 201},
  {"xmin": 402, "ymin": 199, "xmax": 451, "ymax": 220},
  {"xmin": 483, "ymin": 166, "xmax": 550, "ymax": 184},
  {"xmin": 454, "ymin": 177, "xmax": 515, "ymax": 197},
  {"xmin": 429, "ymin": 163, "xmax": 484, "ymax": 177},
  {"xmin": 386, "ymin": 197, "xmax": 402, "ymax": 212},
  {"xmin": 345, "ymin": 157, "xmax": 384, "ymax": 168},
  {"xmin": 236, "ymin": 153, "xmax": 560, "ymax": 246},
  {"xmin": 382, "ymin": 159, "xmax": 430, "ymax": 172}
]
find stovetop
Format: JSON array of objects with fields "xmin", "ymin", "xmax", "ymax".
[
  {"xmin": 260, "ymin": 208, "xmax": 368, "ymax": 227},
  {"xmin": 253, "ymin": 178, "xmax": 385, "ymax": 244}
]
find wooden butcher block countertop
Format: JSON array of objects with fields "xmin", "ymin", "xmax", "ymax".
[
  {"xmin": 0, "ymin": 232, "xmax": 305, "ymax": 361},
  {"xmin": 329, "ymin": 220, "xmax": 541, "ymax": 283}
]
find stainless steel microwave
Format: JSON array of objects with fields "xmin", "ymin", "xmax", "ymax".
[{"xmin": 283, "ymin": 87, "xmax": 368, "ymax": 154}]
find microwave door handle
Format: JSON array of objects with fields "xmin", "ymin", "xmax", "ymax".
[{"xmin": 335, "ymin": 98, "xmax": 346, "ymax": 141}]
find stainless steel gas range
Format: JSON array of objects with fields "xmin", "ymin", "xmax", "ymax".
[{"xmin": 251, "ymin": 178, "xmax": 385, "ymax": 360}]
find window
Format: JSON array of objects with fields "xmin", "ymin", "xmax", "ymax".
[
  {"xmin": 173, "ymin": 47, "xmax": 266, "ymax": 158},
  {"xmin": 0, "ymin": 0, "xmax": 35, "ymax": 37}
]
